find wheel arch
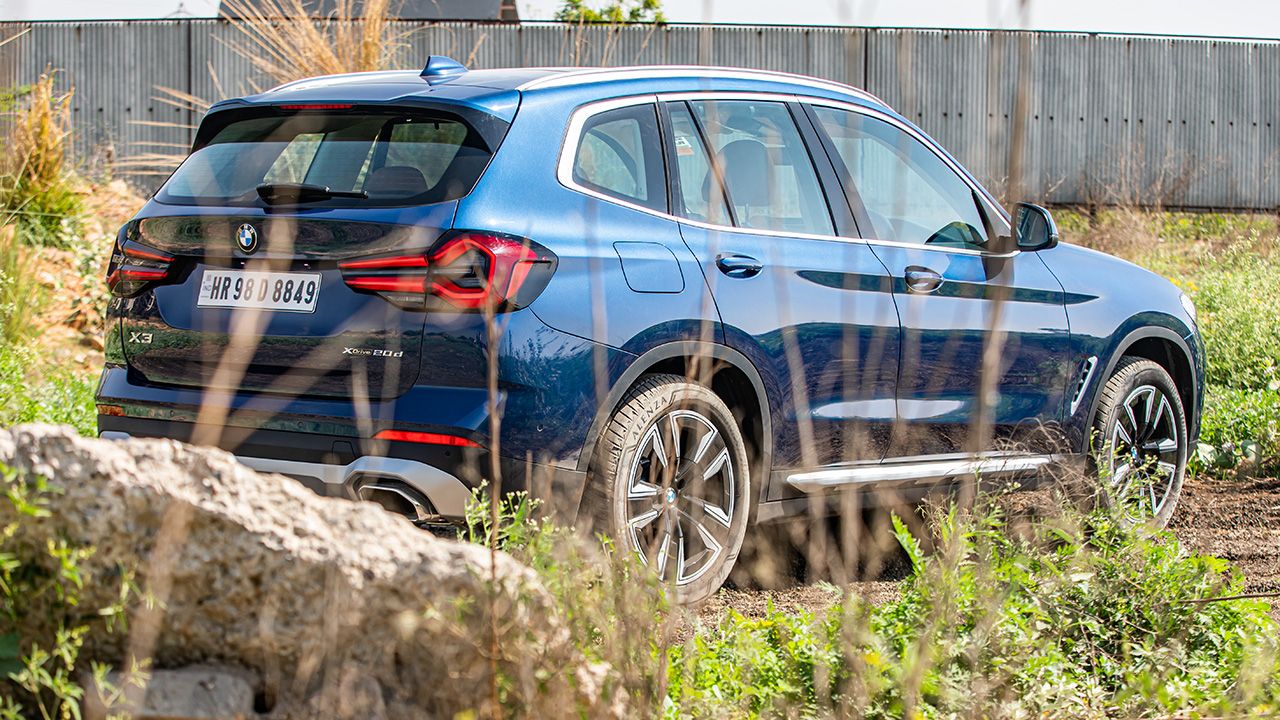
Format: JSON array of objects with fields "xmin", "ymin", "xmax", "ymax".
[
  {"xmin": 1086, "ymin": 325, "xmax": 1200, "ymax": 446},
  {"xmin": 575, "ymin": 341, "xmax": 773, "ymax": 490}
]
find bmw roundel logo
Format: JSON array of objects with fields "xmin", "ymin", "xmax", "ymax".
[{"xmin": 236, "ymin": 223, "xmax": 259, "ymax": 254}]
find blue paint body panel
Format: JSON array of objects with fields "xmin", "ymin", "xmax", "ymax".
[
  {"xmin": 865, "ymin": 244, "xmax": 1072, "ymax": 457},
  {"xmin": 96, "ymin": 64, "xmax": 1205, "ymax": 519},
  {"xmin": 614, "ymin": 242, "xmax": 685, "ymax": 293}
]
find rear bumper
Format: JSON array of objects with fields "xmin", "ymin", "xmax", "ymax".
[
  {"xmin": 235, "ymin": 455, "xmax": 473, "ymax": 520},
  {"xmin": 99, "ymin": 415, "xmax": 478, "ymax": 519},
  {"xmin": 97, "ymin": 413, "xmax": 588, "ymax": 522}
]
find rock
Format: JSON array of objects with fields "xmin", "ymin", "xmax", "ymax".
[
  {"xmin": 0, "ymin": 425, "xmax": 624, "ymax": 718},
  {"xmin": 84, "ymin": 665, "xmax": 255, "ymax": 720}
]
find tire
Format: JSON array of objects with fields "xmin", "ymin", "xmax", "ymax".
[
  {"xmin": 1090, "ymin": 357, "xmax": 1188, "ymax": 527},
  {"xmin": 585, "ymin": 373, "xmax": 751, "ymax": 605}
]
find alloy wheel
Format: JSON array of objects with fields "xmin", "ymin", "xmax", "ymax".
[
  {"xmin": 624, "ymin": 409, "xmax": 737, "ymax": 587},
  {"xmin": 1106, "ymin": 384, "xmax": 1182, "ymax": 520}
]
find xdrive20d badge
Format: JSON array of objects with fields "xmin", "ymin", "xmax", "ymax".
[{"xmin": 97, "ymin": 57, "xmax": 1203, "ymax": 604}]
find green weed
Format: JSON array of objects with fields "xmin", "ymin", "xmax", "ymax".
[
  {"xmin": 0, "ymin": 343, "xmax": 96, "ymax": 437},
  {"xmin": 668, "ymin": 504, "xmax": 1280, "ymax": 718},
  {"xmin": 0, "ymin": 225, "xmax": 45, "ymax": 347},
  {"xmin": 1060, "ymin": 210, "xmax": 1280, "ymax": 478},
  {"xmin": 1198, "ymin": 386, "xmax": 1280, "ymax": 473},
  {"xmin": 0, "ymin": 465, "xmax": 134, "ymax": 718}
]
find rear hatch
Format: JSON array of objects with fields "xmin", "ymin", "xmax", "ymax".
[{"xmin": 112, "ymin": 104, "xmax": 499, "ymax": 400}]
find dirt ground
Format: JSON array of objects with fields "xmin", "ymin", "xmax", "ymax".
[
  {"xmin": 699, "ymin": 473, "xmax": 1280, "ymax": 624},
  {"xmin": 1171, "ymin": 473, "xmax": 1280, "ymax": 598}
]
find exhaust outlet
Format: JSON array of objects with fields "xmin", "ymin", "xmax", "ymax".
[{"xmin": 354, "ymin": 476, "xmax": 448, "ymax": 526}]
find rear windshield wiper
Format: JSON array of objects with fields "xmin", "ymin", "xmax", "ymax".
[{"xmin": 256, "ymin": 183, "xmax": 369, "ymax": 205}]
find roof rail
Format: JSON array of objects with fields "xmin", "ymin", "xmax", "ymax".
[{"xmin": 517, "ymin": 65, "xmax": 883, "ymax": 105}]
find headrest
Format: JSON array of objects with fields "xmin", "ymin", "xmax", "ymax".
[{"xmin": 365, "ymin": 165, "xmax": 429, "ymax": 198}]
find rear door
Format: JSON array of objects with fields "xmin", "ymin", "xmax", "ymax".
[
  {"xmin": 114, "ymin": 106, "xmax": 494, "ymax": 400},
  {"xmin": 662, "ymin": 97, "xmax": 900, "ymax": 484},
  {"xmin": 806, "ymin": 102, "xmax": 1073, "ymax": 458}
]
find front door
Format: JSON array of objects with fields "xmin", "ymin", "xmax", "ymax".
[
  {"xmin": 661, "ymin": 97, "xmax": 901, "ymax": 483},
  {"xmin": 806, "ymin": 103, "xmax": 1073, "ymax": 458}
]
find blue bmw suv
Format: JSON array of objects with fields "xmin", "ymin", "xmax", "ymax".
[{"xmin": 97, "ymin": 57, "xmax": 1203, "ymax": 602}]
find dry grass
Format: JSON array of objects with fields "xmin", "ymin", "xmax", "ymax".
[
  {"xmin": 1057, "ymin": 206, "xmax": 1280, "ymax": 273},
  {"xmin": 0, "ymin": 67, "xmax": 83, "ymax": 247},
  {"xmin": 118, "ymin": 0, "xmax": 410, "ymax": 179},
  {"xmin": 1, "ymin": 68, "xmax": 72, "ymax": 193},
  {"xmin": 219, "ymin": 0, "xmax": 408, "ymax": 86}
]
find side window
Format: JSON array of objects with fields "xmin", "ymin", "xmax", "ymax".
[
  {"xmin": 689, "ymin": 100, "xmax": 834, "ymax": 236},
  {"xmin": 572, "ymin": 104, "xmax": 667, "ymax": 212},
  {"xmin": 666, "ymin": 103, "xmax": 731, "ymax": 225},
  {"xmin": 812, "ymin": 106, "xmax": 990, "ymax": 249}
]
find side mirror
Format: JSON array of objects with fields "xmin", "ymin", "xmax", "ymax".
[{"xmin": 1014, "ymin": 202, "xmax": 1059, "ymax": 251}]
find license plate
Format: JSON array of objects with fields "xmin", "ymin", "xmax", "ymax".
[{"xmin": 197, "ymin": 270, "xmax": 321, "ymax": 313}]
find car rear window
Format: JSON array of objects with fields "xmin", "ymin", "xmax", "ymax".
[{"xmin": 156, "ymin": 109, "xmax": 491, "ymax": 207}]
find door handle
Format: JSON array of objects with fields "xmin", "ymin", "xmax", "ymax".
[
  {"xmin": 716, "ymin": 254, "xmax": 763, "ymax": 279},
  {"xmin": 904, "ymin": 266, "xmax": 943, "ymax": 294}
]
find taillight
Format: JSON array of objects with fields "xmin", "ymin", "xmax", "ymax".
[
  {"xmin": 338, "ymin": 231, "xmax": 555, "ymax": 311},
  {"xmin": 107, "ymin": 237, "xmax": 175, "ymax": 297},
  {"xmin": 373, "ymin": 429, "xmax": 483, "ymax": 448}
]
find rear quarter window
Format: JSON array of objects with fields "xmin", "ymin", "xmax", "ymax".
[{"xmin": 570, "ymin": 104, "xmax": 667, "ymax": 213}]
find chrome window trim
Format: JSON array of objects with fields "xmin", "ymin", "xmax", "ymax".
[
  {"xmin": 558, "ymin": 94, "xmax": 667, "ymax": 214},
  {"xmin": 556, "ymin": 93, "xmax": 859, "ymax": 245},
  {"xmin": 521, "ymin": 65, "xmax": 884, "ymax": 105},
  {"xmin": 557, "ymin": 94, "xmax": 671, "ymax": 218},
  {"xmin": 556, "ymin": 91, "xmax": 1017, "ymax": 257}
]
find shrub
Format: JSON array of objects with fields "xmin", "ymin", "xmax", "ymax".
[
  {"xmin": 0, "ymin": 70, "xmax": 84, "ymax": 248},
  {"xmin": 1197, "ymin": 385, "xmax": 1280, "ymax": 474},
  {"xmin": 1064, "ymin": 211, "xmax": 1280, "ymax": 477},
  {"xmin": 1186, "ymin": 241, "xmax": 1280, "ymax": 392},
  {"xmin": 0, "ymin": 343, "xmax": 96, "ymax": 436},
  {"xmin": 668, "ymin": 504, "xmax": 1280, "ymax": 718},
  {"xmin": 465, "ymin": 489, "xmax": 1280, "ymax": 717},
  {"xmin": 555, "ymin": 0, "xmax": 668, "ymax": 24}
]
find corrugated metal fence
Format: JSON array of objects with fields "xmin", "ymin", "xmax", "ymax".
[{"xmin": 1, "ymin": 20, "xmax": 1277, "ymax": 210}]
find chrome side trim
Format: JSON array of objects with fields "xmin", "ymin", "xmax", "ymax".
[
  {"xmin": 786, "ymin": 453, "xmax": 1056, "ymax": 493},
  {"xmin": 858, "ymin": 235, "xmax": 1016, "ymax": 258},
  {"xmin": 519, "ymin": 65, "xmax": 884, "ymax": 105},
  {"xmin": 236, "ymin": 455, "xmax": 473, "ymax": 519},
  {"xmin": 556, "ymin": 92, "xmax": 1016, "ymax": 258}
]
